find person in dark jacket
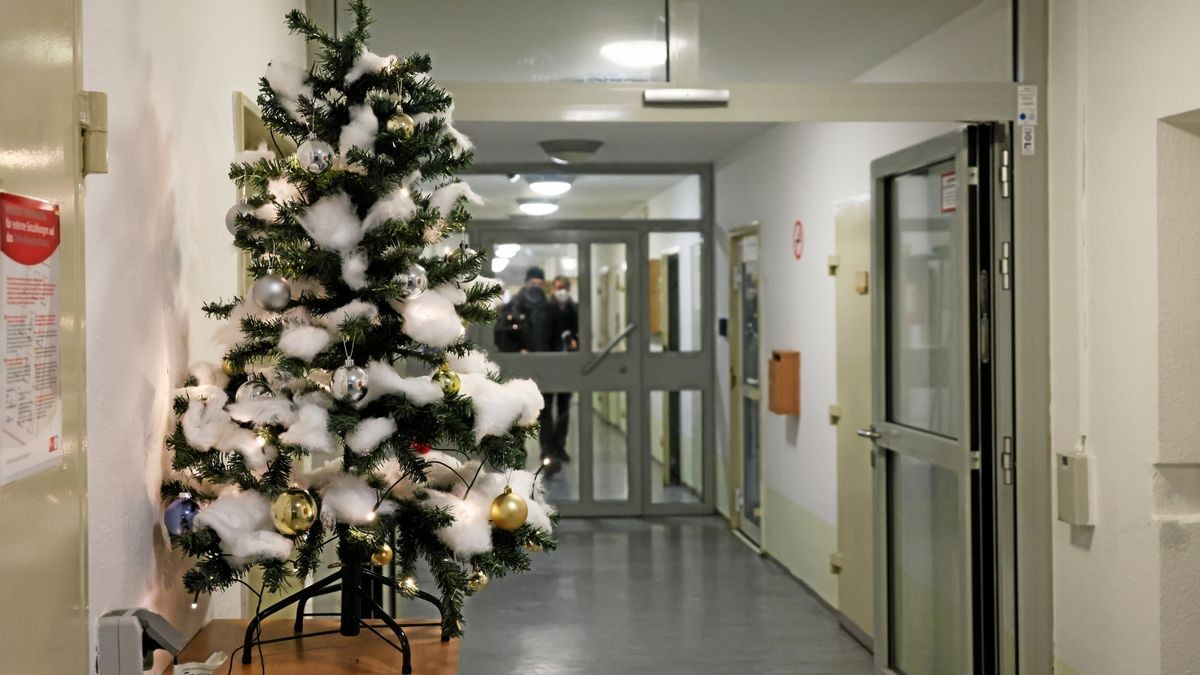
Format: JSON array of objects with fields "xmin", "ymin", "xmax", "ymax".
[
  {"xmin": 509, "ymin": 266, "xmax": 552, "ymax": 353},
  {"xmin": 542, "ymin": 276, "xmax": 578, "ymax": 461}
]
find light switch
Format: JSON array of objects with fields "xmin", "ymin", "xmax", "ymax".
[{"xmin": 1056, "ymin": 452, "xmax": 1093, "ymax": 526}]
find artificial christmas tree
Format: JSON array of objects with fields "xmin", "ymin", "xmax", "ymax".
[{"xmin": 160, "ymin": 3, "xmax": 556, "ymax": 671}]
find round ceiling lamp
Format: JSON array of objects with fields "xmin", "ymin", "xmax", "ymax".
[
  {"xmin": 517, "ymin": 199, "xmax": 559, "ymax": 217},
  {"xmin": 538, "ymin": 139, "xmax": 603, "ymax": 165},
  {"xmin": 526, "ymin": 175, "xmax": 573, "ymax": 196}
]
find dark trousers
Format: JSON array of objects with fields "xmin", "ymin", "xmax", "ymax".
[{"xmin": 539, "ymin": 392, "xmax": 572, "ymax": 458}]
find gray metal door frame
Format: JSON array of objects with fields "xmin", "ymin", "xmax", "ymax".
[
  {"xmin": 466, "ymin": 164, "xmax": 715, "ymax": 517},
  {"xmin": 868, "ymin": 125, "xmax": 1017, "ymax": 674}
]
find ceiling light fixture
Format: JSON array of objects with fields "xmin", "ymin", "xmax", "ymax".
[
  {"xmin": 494, "ymin": 243, "xmax": 522, "ymax": 259},
  {"xmin": 600, "ymin": 40, "xmax": 667, "ymax": 68},
  {"xmin": 538, "ymin": 139, "xmax": 603, "ymax": 165},
  {"xmin": 517, "ymin": 199, "xmax": 559, "ymax": 216},
  {"xmin": 526, "ymin": 175, "xmax": 573, "ymax": 197},
  {"xmin": 491, "ymin": 257, "xmax": 510, "ymax": 273}
]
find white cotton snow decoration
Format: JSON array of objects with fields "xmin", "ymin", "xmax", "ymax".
[
  {"xmin": 297, "ymin": 192, "xmax": 363, "ymax": 252},
  {"xmin": 339, "ymin": 103, "xmax": 379, "ymax": 157},
  {"xmin": 227, "ymin": 397, "xmax": 298, "ymax": 427},
  {"xmin": 340, "ymin": 251, "xmax": 369, "ymax": 290},
  {"xmin": 278, "ymin": 324, "xmax": 333, "ymax": 362},
  {"xmin": 423, "ymin": 488, "xmax": 494, "ymax": 557},
  {"xmin": 179, "ymin": 386, "xmax": 234, "ymax": 451},
  {"xmin": 362, "ymin": 187, "xmax": 417, "ymax": 232},
  {"xmin": 298, "ymin": 458, "xmax": 343, "ymax": 491},
  {"xmin": 414, "ymin": 103, "xmax": 473, "ymax": 157},
  {"xmin": 215, "ymin": 427, "xmax": 275, "ymax": 471},
  {"xmin": 438, "ymin": 284, "xmax": 468, "ymax": 306},
  {"xmin": 279, "ymin": 404, "xmax": 334, "ymax": 453},
  {"xmin": 355, "ymin": 360, "xmax": 443, "ymax": 408},
  {"xmin": 254, "ymin": 202, "xmax": 278, "ymax": 224},
  {"xmin": 344, "ymin": 50, "xmax": 396, "ymax": 84},
  {"xmin": 505, "ymin": 378, "xmax": 544, "ymax": 425},
  {"xmin": 268, "ymin": 177, "xmax": 303, "ymax": 205},
  {"xmin": 188, "ymin": 361, "xmax": 229, "ymax": 389},
  {"xmin": 214, "ymin": 299, "xmax": 267, "ymax": 346},
  {"xmin": 427, "ymin": 182, "xmax": 484, "ymax": 220},
  {"xmin": 193, "ymin": 490, "xmax": 293, "ymax": 567},
  {"xmin": 346, "ymin": 417, "xmax": 397, "ymax": 455},
  {"xmin": 397, "ymin": 285, "xmax": 465, "ymax": 348},
  {"xmin": 320, "ymin": 474, "xmax": 396, "ymax": 526},
  {"xmin": 458, "ymin": 373, "xmax": 526, "ymax": 442},
  {"xmin": 265, "ymin": 59, "xmax": 313, "ymax": 124},
  {"xmin": 446, "ymin": 350, "xmax": 498, "ymax": 377},
  {"xmin": 321, "ymin": 300, "xmax": 379, "ymax": 329}
]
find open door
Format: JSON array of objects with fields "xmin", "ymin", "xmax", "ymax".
[{"xmin": 866, "ymin": 125, "xmax": 1015, "ymax": 674}]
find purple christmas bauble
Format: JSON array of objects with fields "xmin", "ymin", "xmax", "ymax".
[{"xmin": 164, "ymin": 493, "xmax": 201, "ymax": 536}]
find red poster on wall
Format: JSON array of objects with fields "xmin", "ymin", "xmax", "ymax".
[{"xmin": 0, "ymin": 192, "xmax": 62, "ymax": 485}]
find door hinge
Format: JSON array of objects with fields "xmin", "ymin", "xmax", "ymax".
[
  {"xmin": 830, "ymin": 552, "xmax": 844, "ymax": 575},
  {"xmin": 970, "ymin": 450, "xmax": 982, "ymax": 470},
  {"xmin": 734, "ymin": 487, "xmax": 743, "ymax": 513},
  {"xmin": 80, "ymin": 91, "xmax": 108, "ymax": 176},
  {"xmin": 1000, "ymin": 148, "xmax": 1011, "ymax": 199},
  {"xmin": 967, "ymin": 166, "xmax": 980, "ymax": 186},
  {"xmin": 1001, "ymin": 436, "xmax": 1014, "ymax": 485},
  {"xmin": 827, "ymin": 255, "xmax": 840, "ymax": 275},
  {"xmin": 1000, "ymin": 241, "xmax": 1012, "ymax": 290}
]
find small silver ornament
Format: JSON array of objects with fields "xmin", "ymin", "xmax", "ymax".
[
  {"xmin": 400, "ymin": 263, "xmax": 428, "ymax": 298},
  {"xmin": 331, "ymin": 358, "xmax": 369, "ymax": 403},
  {"xmin": 225, "ymin": 203, "xmax": 255, "ymax": 235},
  {"xmin": 296, "ymin": 135, "xmax": 335, "ymax": 174},
  {"xmin": 251, "ymin": 271, "xmax": 292, "ymax": 311},
  {"xmin": 236, "ymin": 380, "xmax": 275, "ymax": 402},
  {"xmin": 448, "ymin": 245, "xmax": 478, "ymax": 282}
]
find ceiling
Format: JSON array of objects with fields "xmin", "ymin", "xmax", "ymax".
[
  {"xmin": 463, "ymin": 172, "xmax": 697, "ymax": 220},
  {"xmin": 457, "ymin": 121, "xmax": 773, "ymax": 165}
]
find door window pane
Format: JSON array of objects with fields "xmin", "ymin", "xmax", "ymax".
[
  {"xmin": 650, "ymin": 390, "xmax": 703, "ymax": 504},
  {"xmin": 591, "ymin": 243, "xmax": 629, "ymax": 354},
  {"xmin": 886, "ymin": 159, "xmax": 961, "ymax": 438},
  {"xmin": 648, "ymin": 232, "xmax": 703, "ymax": 353},
  {"xmin": 889, "ymin": 453, "xmax": 964, "ymax": 672},
  {"xmin": 738, "ymin": 236, "xmax": 760, "ymax": 383},
  {"xmin": 592, "ymin": 391, "xmax": 629, "ymax": 501},
  {"xmin": 742, "ymin": 396, "xmax": 761, "ymax": 527},
  {"xmin": 490, "ymin": 242, "xmax": 579, "ymax": 354},
  {"xmin": 527, "ymin": 391, "xmax": 579, "ymax": 503}
]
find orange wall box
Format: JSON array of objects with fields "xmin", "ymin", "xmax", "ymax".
[{"xmin": 768, "ymin": 350, "xmax": 800, "ymax": 415}]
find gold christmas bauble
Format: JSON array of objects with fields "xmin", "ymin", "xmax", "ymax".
[
  {"xmin": 387, "ymin": 112, "xmax": 416, "ymax": 139},
  {"xmin": 222, "ymin": 359, "xmax": 238, "ymax": 377},
  {"xmin": 371, "ymin": 542, "xmax": 394, "ymax": 566},
  {"xmin": 524, "ymin": 539, "xmax": 543, "ymax": 553},
  {"xmin": 490, "ymin": 486, "xmax": 528, "ymax": 531},
  {"xmin": 271, "ymin": 487, "xmax": 317, "ymax": 535},
  {"xmin": 467, "ymin": 568, "xmax": 489, "ymax": 592},
  {"xmin": 434, "ymin": 363, "xmax": 461, "ymax": 396}
]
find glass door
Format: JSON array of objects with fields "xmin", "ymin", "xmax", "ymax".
[
  {"xmin": 730, "ymin": 230, "xmax": 762, "ymax": 543},
  {"xmin": 868, "ymin": 129, "xmax": 982, "ymax": 674},
  {"xmin": 472, "ymin": 227, "xmax": 642, "ymax": 517}
]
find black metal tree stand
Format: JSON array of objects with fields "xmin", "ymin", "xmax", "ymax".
[{"xmin": 240, "ymin": 530, "xmax": 450, "ymax": 672}]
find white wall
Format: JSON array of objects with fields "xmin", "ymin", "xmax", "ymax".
[
  {"xmin": 714, "ymin": 121, "xmax": 953, "ymax": 602},
  {"xmin": 855, "ymin": 0, "xmax": 1011, "ymax": 83},
  {"xmin": 82, "ymin": 1, "xmax": 304, "ymax": 669},
  {"xmin": 1048, "ymin": 2, "xmax": 1200, "ymax": 673}
]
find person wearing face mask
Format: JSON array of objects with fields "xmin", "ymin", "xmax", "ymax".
[{"xmin": 539, "ymin": 275, "xmax": 578, "ymax": 464}]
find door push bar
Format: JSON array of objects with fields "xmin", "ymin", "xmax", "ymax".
[{"xmin": 582, "ymin": 323, "xmax": 637, "ymax": 375}]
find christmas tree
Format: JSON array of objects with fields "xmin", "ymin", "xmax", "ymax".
[{"xmin": 160, "ymin": 0, "xmax": 555, "ymax": 654}]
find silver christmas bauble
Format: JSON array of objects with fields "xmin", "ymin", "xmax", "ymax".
[
  {"xmin": 225, "ymin": 203, "xmax": 255, "ymax": 235},
  {"xmin": 236, "ymin": 380, "xmax": 275, "ymax": 402},
  {"xmin": 448, "ymin": 245, "xmax": 478, "ymax": 282},
  {"xmin": 296, "ymin": 135, "xmax": 335, "ymax": 174},
  {"xmin": 331, "ymin": 358, "xmax": 369, "ymax": 403},
  {"xmin": 400, "ymin": 263, "xmax": 428, "ymax": 298},
  {"xmin": 251, "ymin": 273, "xmax": 292, "ymax": 311}
]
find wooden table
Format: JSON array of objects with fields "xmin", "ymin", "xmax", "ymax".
[{"xmin": 171, "ymin": 619, "xmax": 459, "ymax": 674}]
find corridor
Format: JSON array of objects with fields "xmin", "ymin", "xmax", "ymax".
[{"xmin": 460, "ymin": 517, "xmax": 873, "ymax": 674}]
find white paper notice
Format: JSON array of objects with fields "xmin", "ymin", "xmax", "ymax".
[{"xmin": 0, "ymin": 192, "xmax": 62, "ymax": 485}]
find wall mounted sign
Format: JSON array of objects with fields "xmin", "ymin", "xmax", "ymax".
[
  {"xmin": 792, "ymin": 219, "xmax": 805, "ymax": 260},
  {"xmin": 941, "ymin": 171, "xmax": 958, "ymax": 213},
  {"xmin": 0, "ymin": 192, "xmax": 62, "ymax": 485}
]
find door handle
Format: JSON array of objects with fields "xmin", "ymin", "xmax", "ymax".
[
  {"xmin": 582, "ymin": 323, "xmax": 637, "ymax": 375},
  {"xmin": 856, "ymin": 426, "xmax": 882, "ymax": 440}
]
